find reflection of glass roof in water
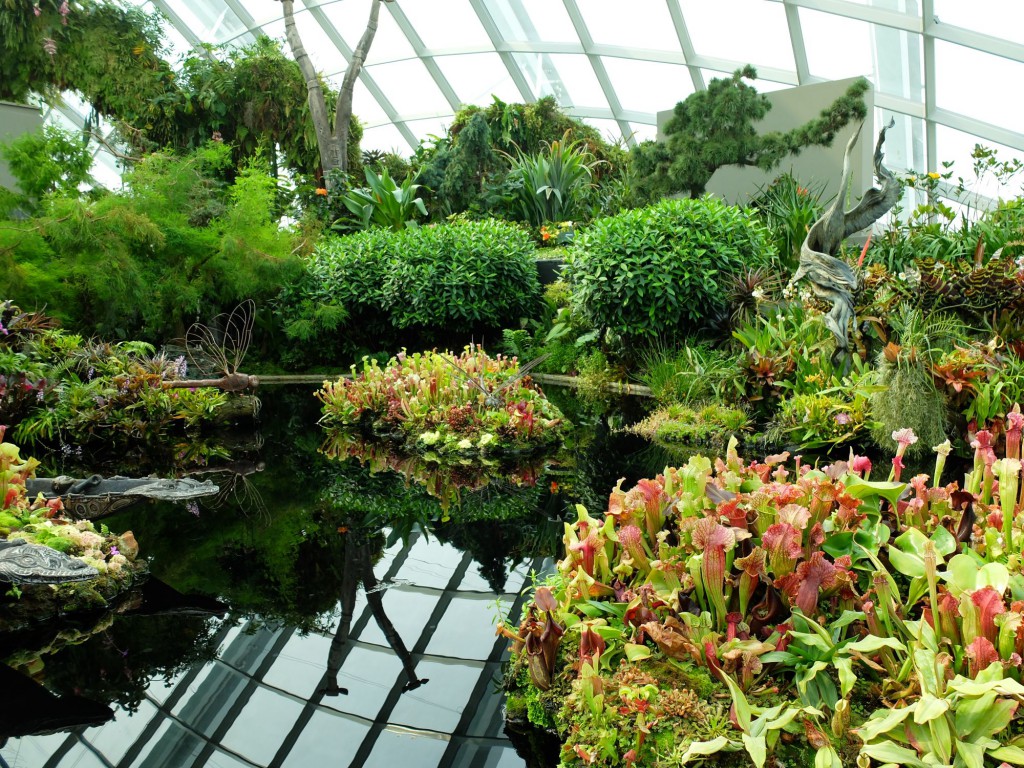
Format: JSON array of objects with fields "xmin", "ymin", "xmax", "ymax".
[
  {"xmin": 3, "ymin": 531, "xmax": 543, "ymax": 767},
  {"xmin": 41, "ymin": 0, "xmax": 1024, "ymax": 200}
]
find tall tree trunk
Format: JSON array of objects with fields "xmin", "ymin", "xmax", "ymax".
[
  {"xmin": 280, "ymin": 0, "xmax": 344, "ymax": 184},
  {"xmin": 335, "ymin": 0, "xmax": 384, "ymax": 177}
]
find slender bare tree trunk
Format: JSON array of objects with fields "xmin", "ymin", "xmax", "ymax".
[
  {"xmin": 335, "ymin": 0, "xmax": 384, "ymax": 176},
  {"xmin": 279, "ymin": 0, "xmax": 386, "ymax": 188},
  {"xmin": 280, "ymin": 0, "xmax": 343, "ymax": 182}
]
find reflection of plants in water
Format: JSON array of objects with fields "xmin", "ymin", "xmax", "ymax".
[
  {"xmin": 4, "ymin": 609, "xmax": 222, "ymax": 713},
  {"xmin": 321, "ymin": 428, "xmax": 549, "ymax": 515}
]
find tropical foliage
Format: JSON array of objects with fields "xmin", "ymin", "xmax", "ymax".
[
  {"xmin": 502, "ymin": 427, "xmax": 1024, "ymax": 767},
  {"xmin": 0, "ymin": 429, "xmax": 145, "ymax": 620},
  {"xmin": 318, "ymin": 347, "xmax": 565, "ymax": 454}
]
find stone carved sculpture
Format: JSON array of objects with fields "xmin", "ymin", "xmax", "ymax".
[
  {"xmin": 790, "ymin": 118, "xmax": 900, "ymax": 364},
  {"xmin": 0, "ymin": 539, "xmax": 99, "ymax": 585}
]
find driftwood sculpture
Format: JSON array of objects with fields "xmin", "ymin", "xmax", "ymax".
[{"xmin": 790, "ymin": 118, "xmax": 900, "ymax": 364}]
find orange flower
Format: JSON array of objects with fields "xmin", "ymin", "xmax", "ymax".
[
  {"xmin": 541, "ymin": 229, "xmax": 551, "ymax": 241},
  {"xmin": 315, "ymin": 187, "xmax": 328, "ymax": 196}
]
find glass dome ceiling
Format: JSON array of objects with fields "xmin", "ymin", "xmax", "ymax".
[{"xmin": 44, "ymin": 0, "xmax": 1024, "ymax": 200}]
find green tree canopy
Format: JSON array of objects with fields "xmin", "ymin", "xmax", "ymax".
[{"xmin": 632, "ymin": 66, "xmax": 869, "ymax": 200}]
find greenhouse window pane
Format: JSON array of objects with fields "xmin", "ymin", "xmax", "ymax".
[
  {"xmin": 699, "ymin": 69, "xmax": 791, "ymax": 94},
  {"xmin": 164, "ymin": 0, "xmax": 248, "ymax": 44},
  {"xmin": 434, "ymin": 53, "xmax": 523, "ymax": 107},
  {"xmin": 933, "ymin": 0, "xmax": 1024, "ymax": 40},
  {"xmin": 873, "ymin": 26, "xmax": 923, "ymax": 101},
  {"xmin": 358, "ymin": 124, "xmax": 411, "ymax": 154},
  {"xmin": 800, "ymin": 8, "xmax": 874, "ymax": 81},
  {"xmin": 317, "ymin": 0, "xmax": 415, "ymax": 65},
  {"xmin": 244, "ymin": 0, "xmax": 286, "ymax": 27},
  {"xmin": 291, "ymin": 9, "xmax": 347, "ymax": 78},
  {"xmin": 581, "ymin": 117, "xmax": 625, "ymax": 145},
  {"xmin": 577, "ymin": 0, "xmax": 678, "ymax": 52},
  {"xmin": 934, "ymin": 41, "xmax": 1024, "ymax": 135},
  {"xmin": 397, "ymin": 0, "xmax": 490, "ymax": 51},
  {"xmin": 488, "ymin": 0, "xmax": 577, "ymax": 44},
  {"xmin": 350, "ymin": 79, "xmax": 390, "ymax": 128},
  {"xmin": 601, "ymin": 58, "xmax": 692, "ymax": 114},
  {"xmin": 934, "ymin": 124, "xmax": 1024, "ymax": 202},
  {"xmin": 363, "ymin": 59, "xmax": 451, "ymax": 118},
  {"xmin": 630, "ymin": 122, "xmax": 658, "ymax": 143},
  {"xmin": 682, "ymin": 0, "xmax": 794, "ymax": 71},
  {"xmin": 513, "ymin": 53, "xmax": 606, "ymax": 108},
  {"xmin": 403, "ymin": 116, "xmax": 454, "ymax": 147}
]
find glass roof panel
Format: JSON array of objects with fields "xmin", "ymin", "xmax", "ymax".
[
  {"xmin": 933, "ymin": 0, "xmax": 1024, "ymax": 40},
  {"xmin": 351, "ymin": 79, "xmax": 390, "ymax": 127},
  {"xmin": 800, "ymin": 7, "xmax": 874, "ymax": 81},
  {"xmin": 873, "ymin": 25, "xmax": 924, "ymax": 101},
  {"xmin": 683, "ymin": 0, "xmax": 795, "ymax": 71},
  {"xmin": 577, "ymin": 0, "xmax": 679, "ymax": 52},
  {"xmin": 516, "ymin": 53, "xmax": 606, "ymax": 108},
  {"xmin": 699, "ymin": 69, "xmax": 792, "ymax": 94},
  {"xmin": 581, "ymin": 117, "xmax": 624, "ymax": 144},
  {"xmin": 396, "ymin": 0, "xmax": 490, "ymax": 51},
  {"xmin": 164, "ymin": 0, "xmax": 249, "ymax": 44},
  {"xmin": 361, "ymin": 123, "xmax": 411, "ymax": 154},
  {"xmin": 630, "ymin": 122, "xmax": 658, "ymax": 143},
  {"xmin": 403, "ymin": 116, "xmax": 454, "ymax": 146},
  {"xmin": 487, "ymin": 0, "xmax": 578, "ymax": 44},
  {"xmin": 934, "ymin": 41, "xmax": 1024, "ymax": 134},
  {"xmin": 288, "ymin": 9, "xmax": 347, "ymax": 77},
  {"xmin": 601, "ymin": 57, "xmax": 693, "ymax": 114},
  {"xmin": 315, "ymin": 0, "xmax": 416, "ymax": 65},
  {"xmin": 363, "ymin": 59, "xmax": 451, "ymax": 118},
  {"xmin": 934, "ymin": 123, "xmax": 1024, "ymax": 202},
  {"xmin": 245, "ymin": 0, "xmax": 286, "ymax": 27},
  {"xmin": 434, "ymin": 53, "xmax": 523, "ymax": 106}
]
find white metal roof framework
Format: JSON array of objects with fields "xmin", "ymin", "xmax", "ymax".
[{"xmin": 44, "ymin": 0, "xmax": 1024, "ymax": 200}]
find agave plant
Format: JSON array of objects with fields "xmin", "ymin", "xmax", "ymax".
[
  {"xmin": 339, "ymin": 167, "xmax": 427, "ymax": 231},
  {"xmin": 502, "ymin": 131, "xmax": 603, "ymax": 226}
]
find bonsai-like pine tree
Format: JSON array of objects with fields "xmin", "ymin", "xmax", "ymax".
[{"xmin": 632, "ymin": 66, "xmax": 870, "ymax": 200}]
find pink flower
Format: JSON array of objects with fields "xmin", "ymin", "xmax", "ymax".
[
  {"xmin": 850, "ymin": 455, "xmax": 872, "ymax": 477},
  {"xmin": 834, "ymin": 412, "xmax": 851, "ymax": 425},
  {"xmin": 892, "ymin": 428, "xmax": 918, "ymax": 452}
]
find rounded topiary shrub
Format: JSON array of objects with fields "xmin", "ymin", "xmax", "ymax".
[
  {"xmin": 566, "ymin": 196, "xmax": 772, "ymax": 339},
  {"xmin": 279, "ymin": 219, "xmax": 541, "ymax": 362},
  {"xmin": 383, "ymin": 219, "xmax": 540, "ymax": 329}
]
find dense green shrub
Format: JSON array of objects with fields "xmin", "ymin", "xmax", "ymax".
[
  {"xmin": 280, "ymin": 219, "xmax": 542, "ymax": 360},
  {"xmin": 565, "ymin": 196, "xmax": 772, "ymax": 340}
]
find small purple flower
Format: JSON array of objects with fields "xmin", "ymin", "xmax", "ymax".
[
  {"xmin": 87, "ymin": 366, "xmax": 95, "ymax": 380},
  {"xmin": 109, "ymin": 545, "xmax": 120, "ymax": 556},
  {"xmin": 174, "ymin": 355, "xmax": 187, "ymax": 378},
  {"xmin": 36, "ymin": 389, "xmax": 45, "ymax": 402},
  {"xmin": 834, "ymin": 412, "xmax": 851, "ymax": 425},
  {"xmin": 187, "ymin": 501, "xmax": 200, "ymax": 517}
]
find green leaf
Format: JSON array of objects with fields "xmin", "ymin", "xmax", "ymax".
[
  {"xmin": 855, "ymin": 706, "xmax": 914, "ymax": 743},
  {"xmin": 842, "ymin": 476, "xmax": 907, "ymax": 507},
  {"xmin": 624, "ymin": 643, "xmax": 652, "ymax": 662},
  {"xmin": 844, "ymin": 635, "xmax": 907, "ymax": 654},
  {"xmin": 835, "ymin": 656, "xmax": 856, "ymax": 698},
  {"xmin": 742, "ymin": 734, "xmax": 766, "ymax": 768},
  {"xmin": 887, "ymin": 546, "xmax": 925, "ymax": 579},
  {"xmin": 913, "ymin": 693, "xmax": 949, "ymax": 724},
  {"xmin": 678, "ymin": 736, "xmax": 731, "ymax": 764},
  {"xmin": 955, "ymin": 739, "xmax": 986, "ymax": 768},
  {"xmin": 858, "ymin": 742, "xmax": 927, "ymax": 767},
  {"xmin": 814, "ymin": 746, "xmax": 841, "ymax": 768},
  {"xmin": 990, "ymin": 745, "xmax": 1024, "ymax": 765}
]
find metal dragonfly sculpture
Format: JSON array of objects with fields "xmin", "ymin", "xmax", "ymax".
[
  {"xmin": 437, "ymin": 348, "xmax": 549, "ymax": 409},
  {"xmin": 164, "ymin": 300, "xmax": 259, "ymax": 393}
]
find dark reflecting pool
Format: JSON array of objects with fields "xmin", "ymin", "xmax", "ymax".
[{"xmin": 0, "ymin": 387, "xmax": 668, "ymax": 768}]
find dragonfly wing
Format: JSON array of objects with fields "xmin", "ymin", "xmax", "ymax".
[
  {"xmin": 437, "ymin": 352, "xmax": 490, "ymax": 398},
  {"xmin": 184, "ymin": 319, "xmax": 224, "ymax": 378},
  {"xmin": 222, "ymin": 299, "xmax": 255, "ymax": 375},
  {"xmin": 494, "ymin": 353, "xmax": 550, "ymax": 394}
]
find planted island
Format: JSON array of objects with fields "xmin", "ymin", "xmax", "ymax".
[
  {"xmin": 501, "ymin": 425, "xmax": 1024, "ymax": 767},
  {"xmin": 318, "ymin": 346, "xmax": 566, "ymax": 456}
]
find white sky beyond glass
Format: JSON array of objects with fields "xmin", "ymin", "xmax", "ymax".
[{"xmin": 42, "ymin": 0, "xmax": 1024, "ymax": 204}]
